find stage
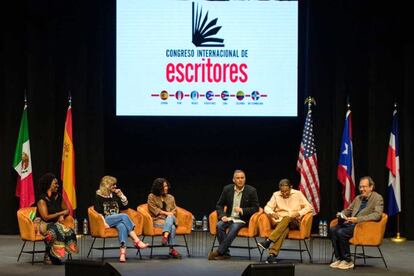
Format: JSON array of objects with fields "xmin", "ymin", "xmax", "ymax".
[{"xmin": 1, "ymin": 235, "xmax": 413, "ymax": 276}]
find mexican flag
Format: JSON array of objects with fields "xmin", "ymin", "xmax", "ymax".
[{"xmin": 13, "ymin": 104, "xmax": 35, "ymax": 208}]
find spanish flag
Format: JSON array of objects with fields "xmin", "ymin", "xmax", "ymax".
[{"xmin": 61, "ymin": 103, "xmax": 76, "ymax": 216}]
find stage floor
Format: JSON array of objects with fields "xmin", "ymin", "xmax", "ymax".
[{"xmin": 0, "ymin": 235, "xmax": 413, "ymax": 276}]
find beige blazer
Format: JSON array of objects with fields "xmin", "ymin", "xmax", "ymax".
[
  {"xmin": 147, "ymin": 193, "xmax": 177, "ymax": 225},
  {"xmin": 342, "ymin": 191, "xmax": 384, "ymax": 223}
]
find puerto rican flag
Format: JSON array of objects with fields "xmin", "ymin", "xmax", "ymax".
[
  {"xmin": 386, "ymin": 108, "xmax": 401, "ymax": 216},
  {"xmin": 337, "ymin": 109, "xmax": 355, "ymax": 209}
]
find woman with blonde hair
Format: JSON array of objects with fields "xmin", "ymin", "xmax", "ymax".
[{"xmin": 94, "ymin": 175, "xmax": 148, "ymax": 262}]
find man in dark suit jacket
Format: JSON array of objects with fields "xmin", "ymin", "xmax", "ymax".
[
  {"xmin": 208, "ymin": 170, "xmax": 259, "ymax": 260},
  {"xmin": 330, "ymin": 176, "xmax": 384, "ymax": 270}
]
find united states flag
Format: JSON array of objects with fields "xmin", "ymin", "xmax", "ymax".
[{"xmin": 297, "ymin": 108, "xmax": 320, "ymax": 214}]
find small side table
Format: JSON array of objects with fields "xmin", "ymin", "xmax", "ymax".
[
  {"xmin": 189, "ymin": 229, "xmax": 209, "ymax": 257},
  {"xmin": 310, "ymin": 234, "xmax": 332, "ymax": 264}
]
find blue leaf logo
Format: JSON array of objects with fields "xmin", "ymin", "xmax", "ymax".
[{"xmin": 192, "ymin": 2, "xmax": 224, "ymax": 47}]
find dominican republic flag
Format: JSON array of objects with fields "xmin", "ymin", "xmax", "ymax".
[
  {"xmin": 386, "ymin": 109, "xmax": 401, "ymax": 216},
  {"xmin": 297, "ymin": 107, "xmax": 320, "ymax": 214},
  {"xmin": 13, "ymin": 104, "xmax": 35, "ymax": 208},
  {"xmin": 337, "ymin": 109, "xmax": 356, "ymax": 209}
]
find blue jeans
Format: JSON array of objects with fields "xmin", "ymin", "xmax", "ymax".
[
  {"xmin": 216, "ymin": 220, "xmax": 245, "ymax": 255},
  {"xmin": 155, "ymin": 215, "xmax": 176, "ymax": 247},
  {"xmin": 105, "ymin": 213, "xmax": 135, "ymax": 246},
  {"xmin": 330, "ymin": 223, "xmax": 356, "ymax": 262}
]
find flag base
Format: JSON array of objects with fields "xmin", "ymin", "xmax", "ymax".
[{"xmin": 391, "ymin": 232, "xmax": 406, "ymax": 243}]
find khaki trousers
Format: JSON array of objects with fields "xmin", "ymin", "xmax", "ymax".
[{"xmin": 268, "ymin": 216, "xmax": 299, "ymax": 256}]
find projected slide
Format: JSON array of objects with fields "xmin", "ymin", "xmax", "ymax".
[{"xmin": 116, "ymin": 0, "xmax": 298, "ymax": 117}]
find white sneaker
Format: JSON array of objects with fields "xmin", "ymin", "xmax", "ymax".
[
  {"xmin": 329, "ymin": 260, "xmax": 342, "ymax": 268},
  {"xmin": 338, "ymin": 260, "xmax": 354, "ymax": 269}
]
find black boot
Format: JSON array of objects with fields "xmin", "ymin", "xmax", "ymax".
[{"xmin": 257, "ymin": 239, "xmax": 272, "ymax": 250}]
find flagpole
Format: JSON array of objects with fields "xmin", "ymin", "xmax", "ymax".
[
  {"xmin": 68, "ymin": 91, "xmax": 75, "ymax": 219},
  {"xmin": 391, "ymin": 213, "xmax": 406, "ymax": 242},
  {"xmin": 24, "ymin": 90, "xmax": 28, "ymax": 107},
  {"xmin": 304, "ymin": 96, "xmax": 316, "ymax": 111},
  {"xmin": 389, "ymin": 102, "xmax": 406, "ymax": 243}
]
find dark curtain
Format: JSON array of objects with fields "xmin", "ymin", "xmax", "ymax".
[{"xmin": 1, "ymin": 0, "xmax": 413, "ymax": 238}]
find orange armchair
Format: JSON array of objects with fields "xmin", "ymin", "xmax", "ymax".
[
  {"xmin": 17, "ymin": 207, "xmax": 74, "ymax": 264},
  {"xmin": 87, "ymin": 206, "xmax": 144, "ymax": 260},
  {"xmin": 257, "ymin": 212, "xmax": 313, "ymax": 262},
  {"xmin": 209, "ymin": 208, "xmax": 263, "ymax": 260},
  {"xmin": 330, "ymin": 213, "xmax": 388, "ymax": 268},
  {"xmin": 137, "ymin": 203, "xmax": 193, "ymax": 258}
]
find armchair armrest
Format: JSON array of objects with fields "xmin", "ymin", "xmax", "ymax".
[
  {"xmin": 247, "ymin": 208, "xmax": 263, "ymax": 236},
  {"xmin": 17, "ymin": 212, "xmax": 37, "ymax": 241},
  {"xmin": 176, "ymin": 207, "xmax": 192, "ymax": 234},
  {"xmin": 121, "ymin": 208, "xmax": 143, "ymax": 236},
  {"xmin": 137, "ymin": 204, "xmax": 155, "ymax": 236},
  {"xmin": 209, "ymin": 211, "xmax": 218, "ymax": 235},
  {"xmin": 88, "ymin": 207, "xmax": 107, "ymax": 237},
  {"xmin": 257, "ymin": 213, "xmax": 272, "ymax": 238},
  {"xmin": 63, "ymin": 215, "xmax": 75, "ymax": 229},
  {"xmin": 329, "ymin": 218, "xmax": 339, "ymax": 228},
  {"xmin": 299, "ymin": 212, "xmax": 313, "ymax": 238}
]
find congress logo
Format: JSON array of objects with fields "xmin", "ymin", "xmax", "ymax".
[
  {"xmin": 251, "ymin": 91, "xmax": 260, "ymax": 101},
  {"xmin": 160, "ymin": 90, "xmax": 169, "ymax": 100},
  {"xmin": 191, "ymin": 90, "xmax": 199, "ymax": 100},
  {"xmin": 236, "ymin": 91, "xmax": 245, "ymax": 101},
  {"xmin": 221, "ymin": 91, "xmax": 229, "ymax": 101},
  {"xmin": 192, "ymin": 2, "xmax": 224, "ymax": 47},
  {"xmin": 175, "ymin": 90, "xmax": 184, "ymax": 100},
  {"xmin": 206, "ymin": 91, "xmax": 214, "ymax": 101}
]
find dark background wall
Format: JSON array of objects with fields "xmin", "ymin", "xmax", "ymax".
[{"xmin": 1, "ymin": 0, "xmax": 413, "ymax": 238}]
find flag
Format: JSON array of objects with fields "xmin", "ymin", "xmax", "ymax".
[
  {"xmin": 297, "ymin": 107, "xmax": 320, "ymax": 214},
  {"xmin": 337, "ymin": 109, "xmax": 356, "ymax": 209},
  {"xmin": 386, "ymin": 108, "xmax": 401, "ymax": 216},
  {"xmin": 61, "ymin": 104, "xmax": 76, "ymax": 216},
  {"xmin": 13, "ymin": 104, "xmax": 35, "ymax": 208}
]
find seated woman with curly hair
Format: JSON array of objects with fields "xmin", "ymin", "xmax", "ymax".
[
  {"xmin": 147, "ymin": 177, "xmax": 181, "ymax": 258},
  {"xmin": 35, "ymin": 173, "xmax": 78, "ymax": 265},
  {"xmin": 94, "ymin": 175, "xmax": 148, "ymax": 262}
]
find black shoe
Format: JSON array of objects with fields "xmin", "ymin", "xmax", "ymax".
[
  {"xmin": 258, "ymin": 239, "xmax": 271, "ymax": 250},
  {"xmin": 265, "ymin": 254, "xmax": 277, "ymax": 264},
  {"xmin": 223, "ymin": 252, "xmax": 231, "ymax": 259}
]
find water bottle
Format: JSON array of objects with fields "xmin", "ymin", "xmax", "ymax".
[
  {"xmin": 73, "ymin": 218, "xmax": 78, "ymax": 235},
  {"xmin": 202, "ymin": 215, "xmax": 208, "ymax": 231},
  {"xmin": 318, "ymin": 220, "xmax": 323, "ymax": 236},
  {"xmin": 323, "ymin": 220, "xmax": 328, "ymax": 237},
  {"xmin": 192, "ymin": 215, "xmax": 195, "ymax": 230},
  {"xmin": 83, "ymin": 218, "xmax": 88, "ymax": 235}
]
